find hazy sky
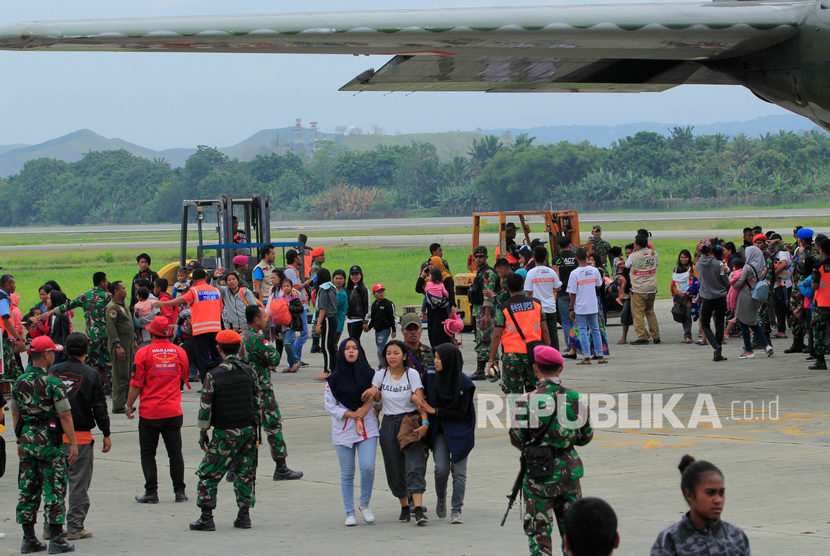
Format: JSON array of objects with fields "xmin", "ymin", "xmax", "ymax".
[{"xmin": 0, "ymin": 0, "xmax": 793, "ymax": 149}]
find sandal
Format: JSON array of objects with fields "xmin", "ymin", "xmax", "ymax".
[
  {"xmin": 577, "ymin": 359, "xmax": 592, "ymax": 365},
  {"xmin": 683, "ymin": 338, "xmax": 693, "ymax": 344},
  {"xmin": 597, "ymin": 358, "xmax": 608, "ymax": 364},
  {"xmin": 695, "ymin": 340, "xmax": 707, "ymax": 346},
  {"xmin": 314, "ymin": 373, "xmax": 330, "ymax": 381},
  {"xmin": 282, "ymin": 363, "xmax": 300, "ymax": 373}
]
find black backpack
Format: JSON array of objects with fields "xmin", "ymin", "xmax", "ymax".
[{"xmin": 467, "ymin": 265, "xmax": 493, "ymax": 306}]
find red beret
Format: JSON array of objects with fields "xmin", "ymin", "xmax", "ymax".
[
  {"xmin": 215, "ymin": 330, "xmax": 242, "ymax": 344},
  {"xmin": 310, "ymin": 248, "xmax": 325, "ymax": 257},
  {"xmin": 534, "ymin": 345, "xmax": 564, "ymax": 367}
]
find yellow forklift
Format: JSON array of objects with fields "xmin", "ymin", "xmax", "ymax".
[{"xmin": 454, "ymin": 210, "xmax": 585, "ymax": 327}]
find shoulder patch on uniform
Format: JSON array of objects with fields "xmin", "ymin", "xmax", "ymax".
[{"xmin": 109, "ymin": 309, "xmax": 118, "ymax": 318}]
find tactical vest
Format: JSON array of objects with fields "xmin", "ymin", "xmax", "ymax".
[
  {"xmin": 209, "ymin": 362, "xmax": 256, "ymax": 429},
  {"xmin": 815, "ymin": 265, "xmax": 830, "ymax": 308}
]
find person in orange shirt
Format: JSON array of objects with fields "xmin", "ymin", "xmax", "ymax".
[{"xmin": 155, "ymin": 268, "xmax": 222, "ymax": 381}]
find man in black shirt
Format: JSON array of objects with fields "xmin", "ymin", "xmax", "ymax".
[
  {"xmin": 554, "ymin": 236, "xmax": 579, "ymax": 347},
  {"xmin": 47, "ymin": 333, "xmax": 111, "ymax": 540},
  {"xmin": 130, "ymin": 253, "xmax": 159, "ymax": 309}
]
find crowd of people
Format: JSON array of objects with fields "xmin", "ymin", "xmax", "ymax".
[{"xmin": 2, "ymin": 218, "xmax": 822, "ymax": 555}]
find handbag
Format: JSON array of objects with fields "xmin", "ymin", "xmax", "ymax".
[
  {"xmin": 671, "ymin": 301, "xmax": 688, "ymax": 323},
  {"xmin": 749, "ymin": 266, "xmax": 770, "ymax": 302},
  {"xmin": 397, "ymin": 413, "xmax": 423, "ymax": 450}
]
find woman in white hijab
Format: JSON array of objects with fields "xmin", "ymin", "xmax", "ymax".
[{"xmin": 732, "ymin": 246, "xmax": 773, "ymax": 359}]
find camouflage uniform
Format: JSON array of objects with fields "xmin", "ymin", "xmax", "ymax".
[
  {"xmin": 755, "ymin": 250, "xmax": 775, "ymax": 342},
  {"xmin": 509, "ymin": 378, "xmax": 593, "ymax": 556},
  {"xmin": 195, "ymin": 355, "xmax": 261, "ymax": 511},
  {"xmin": 240, "ymin": 328, "xmax": 287, "ymax": 460},
  {"xmin": 590, "ymin": 237, "xmax": 612, "ymax": 274},
  {"xmin": 2, "ymin": 332, "xmax": 20, "ymax": 380},
  {"xmin": 404, "ymin": 342, "xmax": 433, "ymax": 379},
  {"xmin": 57, "ymin": 287, "xmax": 112, "ymax": 383},
  {"xmin": 651, "ymin": 513, "xmax": 751, "ymax": 555},
  {"xmin": 472, "ymin": 266, "xmax": 497, "ymax": 363},
  {"xmin": 494, "ymin": 298, "xmax": 546, "ymax": 394},
  {"xmin": 790, "ymin": 246, "xmax": 818, "ymax": 343},
  {"xmin": 811, "ymin": 262, "xmax": 830, "ymax": 358},
  {"xmin": 9, "ymin": 366, "xmax": 72, "ymax": 526}
]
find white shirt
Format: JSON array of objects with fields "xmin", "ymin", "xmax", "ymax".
[
  {"xmin": 323, "ymin": 384, "xmax": 380, "ymax": 448},
  {"xmin": 776, "ymin": 250, "xmax": 792, "ymax": 287},
  {"xmin": 523, "ymin": 265, "xmax": 562, "ymax": 313},
  {"xmin": 566, "ymin": 266, "xmax": 602, "ymax": 315},
  {"xmin": 372, "ymin": 368, "xmax": 423, "ymax": 416}
]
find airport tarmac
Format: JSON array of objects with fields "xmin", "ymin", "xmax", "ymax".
[{"xmin": 1, "ymin": 300, "xmax": 829, "ymax": 555}]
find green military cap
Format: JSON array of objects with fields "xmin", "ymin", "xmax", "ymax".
[{"xmin": 473, "ymin": 245, "xmax": 488, "ymax": 256}]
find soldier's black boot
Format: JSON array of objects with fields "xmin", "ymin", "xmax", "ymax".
[
  {"xmin": 189, "ymin": 508, "xmax": 216, "ymax": 531},
  {"xmin": 273, "ymin": 458, "xmax": 303, "ymax": 480},
  {"xmin": 809, "ymin": 355, "xmax": 827, "ymax": 370},
  {"xmin": 233, "ymin": 507, "xmax": 252, "ymax": 529},
  {"xmin": 469, "ymin": 360, "xmax": 486, "ymax": 381},
  {"xmin": 20, "ymin": 523, "xmax": 47, "ymax": 553},
  {"xmin": 47, "ymin": 524, "xmax": 75, "ymax": 554},
  {"xmin": 784, "ymin": 338, "xmax": 805, "ymax": 353}
]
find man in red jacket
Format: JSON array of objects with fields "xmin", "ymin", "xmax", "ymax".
[
  {"xmin": 126, "ymin": 315, "xmax": 191, "ymax": 504},
  {"xmin": 153, "ymin": 278, "xmax": 179, "ymax": 329}
]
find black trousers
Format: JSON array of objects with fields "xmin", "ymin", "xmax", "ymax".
[
  {"xmin": 346, "ymin": 321, "xmax": 364, "ymax": 342},
  {"xmin": 774, "ymin": 286, "xmax": 790, "ymax": 333},
  {"xmin": 321, "ymin": 316, "xmax": 338, "ymax": 373},
  {"xmin": 194, "ymin": 332, "xmax": 221, "ymax": 381},
  {"xmin": 543, "ymin": 312, "xmax": 560, "ymax": 350},
  {"xmin": 138, "ymin": 414, "xmax": 185, "ymax": 494},
  {"xmin": 700, "ymin": 297, "xmax": 727, "ymax": 350}
]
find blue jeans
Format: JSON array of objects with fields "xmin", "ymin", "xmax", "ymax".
[
  {"xmin": 281, "ymin": 327, "xmax": 299, "ymax": 366},
  {"xmin": 334, "ymin": 437, "xmax": 377, "ymax": 515},
  {"xmin": 291, "ymin": 308, "xmax": 309, "ymax": 362},
  {"xmin": 575, "ymin": 313, "xmax": 604, "ymax": 358},
  {"xmin": 557, "ymin": 296, "xmax": 572, "ymax": 347},
  {"xmin": 375, "ymin": 328, "xmax": 392, "ymax": 366}
]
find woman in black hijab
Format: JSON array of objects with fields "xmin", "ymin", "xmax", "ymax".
[
  {"xmin": 422, "ymin": 343, "xmax": 476, "ymax": 524},
  {"xmin": 324, "ymin": 338, "xmax": 380, "ymax": 526}
]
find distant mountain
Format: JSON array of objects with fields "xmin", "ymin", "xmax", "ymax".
[
  {"xmin": 481, "ymin": 115, "xmax": 826, "ymax": 147},
  {"xmin": 0, "ymin": 114, "xmax": 824, "ymax": 177}
]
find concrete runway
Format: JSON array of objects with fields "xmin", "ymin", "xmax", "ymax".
[{"xmin": 1, "ymin": 300, "xmax": 828, "ymax": 554}]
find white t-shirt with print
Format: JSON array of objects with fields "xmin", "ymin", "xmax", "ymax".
[
  {"xmin": 372, "ymin": 368, "xmax": 422, "ymax": 416},
  {"xmin": 776, "ymin": 250, "xmax": 792, "ymax": 287},
  {"xmin": 566, "ymin": 266, "xmax": 602, "ymax": 315},
  {"xmin": 523, "ymin": 265, "xmax": 562, "ymax": 313}
]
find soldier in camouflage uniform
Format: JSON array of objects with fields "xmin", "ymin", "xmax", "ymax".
[
  {"xmin": 191, "ymin": 330, "xmax": 261, "ymax": 532},
  {"xmin": 470, "ymin": 246, "xmax": 497, "ymax": 380},
  {"xmin": 40, "ymin": 271, "xmax": 112, "ymax": 387},
  {"xmin": 10, "ymin": 336, "xmax": 78, "ymax": 554},
  {"xmin": 399, "ymin": 313, "xmax": 433, "ymax": 379},
  {"xmin": 240, "ymin": 305, "xmax": 303, "ymax": 480},
  {"xmin": 489, "ymin": 273, "xmax": 550, "ymax": 395},
  {"xmin": 786, "ymin": 229, "xmax": 818, "ymax": 354},
  {"xmin": 809, "ymin": 238, "xmax": 830, "ymax": 370},
  {"xmin": 589, "ymin": 225, "xmax": 612, "ymax": 275},
  {"xmin": 0, "ymin": 274, "xmax": 26, "ymax": 380},
  {"xmin": 509, "ymin": 345, "xmax": 593, "ymax": 556}
]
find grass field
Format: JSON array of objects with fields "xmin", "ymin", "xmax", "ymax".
[{"xmin": 4, "ymin": 238, "xmax": 707, "ymax": 334}]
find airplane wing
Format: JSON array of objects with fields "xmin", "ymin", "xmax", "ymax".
[{"xmin": 0, "ymin": 2, "xmax": 815, "ymax": 93}]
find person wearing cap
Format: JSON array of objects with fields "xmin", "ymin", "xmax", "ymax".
[
  {"xmin": 504, "ymin": 222, "xmax": 520, "ymax": 261},
  {"xmin": 509, "ymin": 344, "xmax": 593, "ymax": 556},
  {"xmin": 252, "ymin": 244, "xmax": 276, "ymax": 301},
  {"xmin": 126, "ymin": 315, "xmax": 190, "ymax": 504},
  {"xmin": 105, "ymin": 280, "xmax": 137, "ymax": 414},
  {"xmin": 10, "ymin": 336, "xmax": 78, "ymax": 554},
  {"xmin": 786, "ymin": 228, "xmax": 818, "ymax": 354},
  {"xmin": 190, "ymin": 329, "xmax": 261, "ymax": 532},
  {"xmin": 130, "ymin": 253, "xmax": 159, "ymax": 310},
  {"xmin": 589, "ymin": 225, "xmax": 612, "ymax": 274},
  {"xmin": 365, "ymin": 283, "xmax": 397, "ymax": 365},
  {"xmin": 468, "ymin": 246, "xmax": 497, "ymax": 380},
  {"xmin": 399, "ymin": 312, "xmax": 434, "ymax": 378},
  {"xmin": 489, "ymin": 273, "xmax": 550, "ymax": 394},
  {"xmin": 239, "ymin": 305, "xmax": 303, "ymax": 480},
  {"xmin": 47, "ymin": 333, "xmax": 111, "ymax": 541}
]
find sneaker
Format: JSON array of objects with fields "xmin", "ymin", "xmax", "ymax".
[
  {"xmin": 358, "ymin": 506, "xmax": 375, "ymax": 524},
  {"xmin": 414, "ymin": 506, "xmax": 429, "ymax": 526},
  {"xmin": 344, "ymin": 515, "xmax": 357, "ymax": 527},
  {"xmin": 66, "ymin": 530, "xmax": 93, "ymax": 540},
  {"xmin": 652, "ymin": 337, "xmax": 661, "ymax": 344},
  {"xmin": 435, "ymin": 498, "xmax": 447, "ymax": 519},
  {"xmin": 629, "ymin": 339, "xmax": 649, "ymax": 345},
  {"xmin": 765, "ymin": 345, "xmax": 774, "ymax": 357},
  {"xmin": 739, "ymin": 352, "xmax": 755, "ymax": 359},
  {"xmin": 398, "ymin": 506, "xmax": 411, "ymax": 523},
  {"xmin": 450, "ymin": 510, "xmax": 463, "ymax": 524}
]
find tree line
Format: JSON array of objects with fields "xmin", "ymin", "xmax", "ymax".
[{"xmin": 0, "ymin": 126, "xmax": 828, "ymax": 225}]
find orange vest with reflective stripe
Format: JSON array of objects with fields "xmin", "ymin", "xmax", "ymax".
[
  {"xmin": 501, "ymin": 297, "xmax": 543, "ymax": 353},
  {"xmin": 189, "ymin": 282, "xmax": 223, "ymax": 335},
  {"xmin": 815, "ymin": 266, "xmax": 830, "ymax": 308}
]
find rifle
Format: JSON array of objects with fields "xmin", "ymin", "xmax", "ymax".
[{"xmin": 501, "ymin": 456, "xmax": 526, "ymax": 526}]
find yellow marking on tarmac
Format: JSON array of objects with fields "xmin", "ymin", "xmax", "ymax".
[{"xmin": 600, "ymin": 439, "xmax": 699, "ymax": 450}]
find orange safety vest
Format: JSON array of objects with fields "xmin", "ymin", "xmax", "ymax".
[
  {"xmin": 303, "ymin": 249, "xmax": 312, "ymax": 279},
  {"xmin": 189, "ymin": 282, "xmax": 223, "ymax": 335},
  {"xmin": 501, "ymin": 297, "xmax": 543, "ymax": 353},
  {"xmin": 815, "ymin": 266, "xmax": 830, "ymax": 308}
]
